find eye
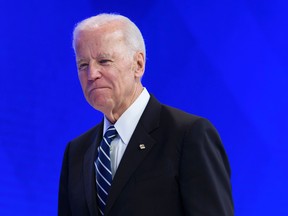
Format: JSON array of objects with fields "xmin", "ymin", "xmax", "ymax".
[
  {"xmin": 99, "ymin": 59, "xmax": 112, "ymax": 65},
  {"xmin": 78, "ymin": 63, "xmax": 89, "ymax": 70}
]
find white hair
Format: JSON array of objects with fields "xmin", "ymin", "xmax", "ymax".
[{"xmin": 72, "ymin": 13, "xmax": 146, "ymax": 60}]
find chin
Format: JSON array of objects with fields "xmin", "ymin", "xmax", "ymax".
[{"xmin": 89, "ymin": 97, "xmax": 112, "ymax": 112}]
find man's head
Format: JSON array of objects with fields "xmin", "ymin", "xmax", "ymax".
[{"xmin": 73, "ymin": 14, "xmax": 146, "ymax": 123}]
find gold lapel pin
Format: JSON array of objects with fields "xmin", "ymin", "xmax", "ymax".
[{"xmin": 139, "ymin": 144, "xmax": 146, "ymax": 150}]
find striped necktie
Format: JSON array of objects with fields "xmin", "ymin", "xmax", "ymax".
[{"xmin": 95, "ymin": 126, "xmax": 118, "ymax": 215}]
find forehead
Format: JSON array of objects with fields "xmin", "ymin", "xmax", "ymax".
[
  {"xmin": 75, "ymin": 20, "xmax": 125, "ymax": 44},
  {"xmin": 75, "ymin": 26, "xmax": 125, "ymax": 48},
  {"xmin": 76, "ymin": 27, "xmax": 123, "ymax": 44},
  {"xmin": 75, "ymin": 26, "xmax": 127, "ymax": 56}
]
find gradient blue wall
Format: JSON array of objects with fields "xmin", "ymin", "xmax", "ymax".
[{"xmin": 1, "ymin": 0, "xmax": 287, "ymax": 215}]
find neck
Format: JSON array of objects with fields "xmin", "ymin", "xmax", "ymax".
[{"xmin": 106, "ymin": 84, "xmax": 143, "ymax": 124}]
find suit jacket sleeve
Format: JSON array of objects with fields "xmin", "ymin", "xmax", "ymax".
[
  {"xmin": 58, "ymin": 142, "xmax": 72, "ymax": 216},
  {"xmin": 179, "ymin": 118, "xmax": 234, "ymax": 216}
]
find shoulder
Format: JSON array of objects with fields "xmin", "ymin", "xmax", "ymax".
[
  {"xmin": 146, "ymin": 95, "xmax": 216, "ymax": 133},
  {"xmin": 70, "ymin": 124, "xmax": 101, "ymax": 144},
  {"xmin": 65, "ymin": 124, "xmax": 102, "ymax": 157},
  {"xmin": 161, "ymin": 104, "xmax": 199, "ymax": 122},
  {"xmin": 160, "ymin": 103, "xmax": 213, "ymax": 130}
]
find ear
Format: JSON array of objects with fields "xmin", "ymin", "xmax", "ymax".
[{"xmin": 134, "ymin": 51, "xmax": 145, "ymax": 78}]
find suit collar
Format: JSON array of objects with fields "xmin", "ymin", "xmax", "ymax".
[
  {"xmin": 82, "ymin": 96, "xmax": 162, "ymax": 216},
  {"xmin": 83, "ymin": 123, "xmax": 103, "ymax": 216},
  {"xmin": 105, "ymin": 95, "xmax": 162, "ymax": 215},
  {"xmin": 105, "ymin": 88, "xmax": 150, "ymax": 145}
]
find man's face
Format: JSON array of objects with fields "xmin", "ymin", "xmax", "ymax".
[{"xmin": 74, "ymin": 26, "xmax": 143, "ymax": 118}]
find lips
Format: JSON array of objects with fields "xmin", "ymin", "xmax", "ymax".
[
  {"xmin": 89, "ymin": 86, "xmax": 108, "ymax": 91},
  {"xmin": 87, "ymin": 86, "xmax": 110, "ymax": 96}
]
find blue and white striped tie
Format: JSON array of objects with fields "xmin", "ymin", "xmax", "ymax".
[{"xmin": 95, "ymin": 126, "xmax": 117, "ymax": 215}]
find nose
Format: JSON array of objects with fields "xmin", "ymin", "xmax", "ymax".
[{"xmin": 87, "ymin": 63, "xmax": 101, "ymax": 80}]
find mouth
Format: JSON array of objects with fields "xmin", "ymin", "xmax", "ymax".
[
  {"xmin": 90, "ymin": 86, "xmax": 109, "ymax": 91},
  {"xmin": 88, "ymin": 87, "xmax": 109, "ymax": 95}
]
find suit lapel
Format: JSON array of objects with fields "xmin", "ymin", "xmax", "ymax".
[
  {"xmin": 83, "ymin": 124, "xmax": 103, "ymax": 216},
  {"xmin": 105, "ymin": 95, "xmax": 162, "ymax": 215}
]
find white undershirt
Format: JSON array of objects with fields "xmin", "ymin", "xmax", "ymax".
[{"xmin": 103, "ymin": 88, "xmax": 150, "ymax": 178}]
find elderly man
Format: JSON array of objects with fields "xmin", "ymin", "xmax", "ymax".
[{"xmin": 58, "ymin": 13, "xmax": 234, "ymax": 216}]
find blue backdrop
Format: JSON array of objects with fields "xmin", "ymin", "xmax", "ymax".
[{"xmin": 1, "ymin": 0, "xmax": 287, "ymax": 215}]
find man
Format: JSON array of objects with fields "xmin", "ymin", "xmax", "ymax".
[{"xmin": 58, "ymin": 13, "xmax": 234, "ymax": 216}]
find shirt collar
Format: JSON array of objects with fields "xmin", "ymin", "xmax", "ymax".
[{"xmin": 103, "ymin": 88, "xmax": 150, "ymax": 144}]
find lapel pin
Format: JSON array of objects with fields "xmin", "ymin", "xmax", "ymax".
[{"xmin": 139, "ymin": 144, "xmax": 146, "ymax": 150}]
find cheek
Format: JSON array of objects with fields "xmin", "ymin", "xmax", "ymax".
[
  {"xmin": 120, "ymin": 74, "xmax": 136, "ymax": 93},
  {"xmin": 108, "ymin": 65, "xmax": 134, "ymax": 94}
]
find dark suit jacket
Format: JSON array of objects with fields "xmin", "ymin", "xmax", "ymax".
[{"xmin": 58, "ymin": 95, "xmax": 234, "ymax": 216}]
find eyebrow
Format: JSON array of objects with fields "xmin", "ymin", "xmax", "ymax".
[
  {"xmin": 97, "ymin": 53, "xmax": 112, "ymax": 59},
  {"xmin": 76, "ymin": 53, "xmax": 113, "ymax": 64},
  {"xmin": 76, "ymin": 58, "xmax": 88, "ymax": 65}
]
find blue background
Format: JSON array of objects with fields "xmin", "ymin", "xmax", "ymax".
[{"xmin": 1, "ymin": 0, "xmax": 287, "ymax": 215}]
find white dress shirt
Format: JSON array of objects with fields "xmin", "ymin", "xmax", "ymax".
[{"xmin": 102, "ymin": 88, "xmax": 150, "ymax": 178}]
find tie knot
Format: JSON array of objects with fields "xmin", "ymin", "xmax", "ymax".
[{"xmin": 104, "ymin": 125, "xmax": 118, "ymax": 142}]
